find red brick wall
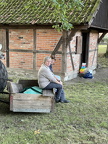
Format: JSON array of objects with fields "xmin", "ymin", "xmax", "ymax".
[
  {"xmin": 36, "ymin": 29, "xmax": 62, "ymax": 71},
  {"xmin": 9, "ymin": 29, "xmax": 34, "ymax": 69},
  {"xmin": 7, "ymin": 28, "xmax": 63, "ymax": 72},
  {"xmin": 88, "ymin": 30, "xmax": 98, "ymax": 69},
  {"xmin": 66, "ymin": 32, "xmax": 81, "ymax": 74},
  {"xmin": 36, "ymin": 29, "xmax": 61, "ymax": 51},
  {"xmin": 64, "ymin": 30, "xmax": 98, "ymax": 80},
  {"xmin": 0, "ymin": 28, "xmax": 99, "ymax": 80},
  {"xmin": 9, "ymin": 52, "xmax": 33, "ymax": 69},
  {"xmin": 9, "ymin": 29, "xmax": 33, "ymax": 50}
]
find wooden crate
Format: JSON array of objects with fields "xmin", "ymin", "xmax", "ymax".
[{"xmin": 7, "ymin": 80, "xmax": 55, "ymax": 113}]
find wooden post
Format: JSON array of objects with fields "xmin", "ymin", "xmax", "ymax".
[
  {"xmin": 69, "ymin": 43, "xmax": 75, "ymax": 70},
  {"xmin": 62, "ymin": 30, "xmax": 68, "ymax": 73},
  {"xmin": 105, "ymin": 40, "xmax": 108, "ymax": 58},
  {"xmin": 98, "ymin": 32, "xmax": 107, "ymax": 44},
  {"xmin": 6, "ymin": 28, "xmax": 9, "ymax": 67},
  {"xmin": 51, "ymin": 36, "xmax": 63, "ymax": 56},
  {"xmin": 33, "ymin": 28, "xmax": 36, "ymax": 70}
]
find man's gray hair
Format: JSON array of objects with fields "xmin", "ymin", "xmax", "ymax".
[{"xmin": 43, "ymin": 56, "xmax": 51, "ymax": 63}]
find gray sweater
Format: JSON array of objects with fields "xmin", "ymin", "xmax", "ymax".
[{"xmin": 38, "ymin": 64, "xmax": 57, "ymax": 88}]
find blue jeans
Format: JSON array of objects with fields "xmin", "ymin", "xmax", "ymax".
[{"xmin": 43, "ymin": 82, "xmax": 65, "ymax": 102}]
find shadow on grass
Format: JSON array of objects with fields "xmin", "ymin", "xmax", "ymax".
[{"xmin": 0, "ymin": 95, "xmax": 48, "ymax": 117}]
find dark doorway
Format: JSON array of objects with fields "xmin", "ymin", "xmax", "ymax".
[{"xmin": 81, "ymin": 31, "xmax": 90, "ymax": 66}]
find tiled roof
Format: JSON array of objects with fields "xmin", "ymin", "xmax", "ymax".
[{"xmin": 0, "ymin": 0, "xmax": 101, "ymax": 25}]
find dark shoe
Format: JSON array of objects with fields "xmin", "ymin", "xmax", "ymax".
[
  {"xmin": 55, "ymin": 99, "xmax": 60, "ymax": 103},
  {"xmin": 60, "ymin": 100, "xmax": 70, "ymax": 103}
]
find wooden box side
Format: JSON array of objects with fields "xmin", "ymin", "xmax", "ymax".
[
  {"xmin": 18, "ymin": 80, "xmax": 39, "ymax": 88},
  {"xmin": 8, "ymin": 79, "xmax": 55, "ymax": 113},
  {"xmin": 18, "ymin": 79, "xmax": 55, "ymax": 97},
  {"xmin": 10, "ymin": 93, "xmax": 54, "ymax": 113}
]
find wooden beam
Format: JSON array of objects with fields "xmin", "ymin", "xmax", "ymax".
[
  {"xmin": 9, "ymin": 49, "xmax": 62, "ymax": 54},
  {"xmin": 98, "ymin": 32, "xmax": 107, "ymax": 43},
  {"xmin": 53, "ymin": 30, "xmax": 76, "ymax": 57},
  {"xmin": 69, "ymin": 43, "xmax": 75, "ymax": 70},
  {"xmin": 0, "ymin": 25, "xmax": 53, "ymax": 29},
  {"xmin": 66, "ymin": 29, "xmax": 82, "ymax": 71},
  {"xmin": 62, "ymin": 31, "xmax": 68, "ymax": 73},
  {"xmin": 66, "ymin": 27, "xmax": 84, "ymax": 46},
  {"xmin": 6, "ymin": 29, "xmax": 9, "ymax": 67},
  {"xmin": 51, "ymin": 36, "xmax": 63, "ymax": 56},
  {"xmin": 76, "ymin": 36, "xmax": 82, "ymax": 54},
  {"xmin": 9, "ymin": 49, "xmax": 33, "ymax": 52},
  {"xmin": 33, "ymin": 28, "xmax": 36, "ymax": 70},
  {"xmin": 51, "ymin": 26, "xmax": 87, "ymax": 56}
]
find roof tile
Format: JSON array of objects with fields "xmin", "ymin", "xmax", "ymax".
[{"xmin": 0, "ymin": 0, "xmax": 101, "ymax": 25}]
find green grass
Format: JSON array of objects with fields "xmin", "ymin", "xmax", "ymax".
[
  {"xmin": 98, "ymin": 54, "xmax": 108, "ymax": 67},
  {"xmin": 98, "ymin": 45, "xmax": 107, "ymax": 53},
  {"xmin": 0, "ymin": 81, "xmax": 108, "ymax": 144},
  {"xmin": 0, "ymin": 56, "xmax": 108, "ymax": 144}
]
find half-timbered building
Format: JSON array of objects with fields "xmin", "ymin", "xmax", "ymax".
[{"xmin": 0, "ymin": 0, "xmax": 108, "ymax": 80}]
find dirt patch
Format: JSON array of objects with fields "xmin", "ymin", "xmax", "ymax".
[
  {"xmin": 7, "ymin": 68, "xmax": 37, "ymax": 80},
  {"xmin": 7, "ymin": 67, "xmax": 108, "ymax": 84},
  {"xmin": 65, "ymin": 67, "xmax": 108, "ymax": 84}
]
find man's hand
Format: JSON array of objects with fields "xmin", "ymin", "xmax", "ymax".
[{"xmin": 59, "ymin": 81, "xmax": 63, "ymax": 85}]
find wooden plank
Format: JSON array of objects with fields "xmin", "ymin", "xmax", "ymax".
[
  {"xmin": 52, "ymin": 26, "xmax": 86, "ymax": 57},
  {"xmin": 10, "ymin": 93, "xmax": 54, "ymax": 113},
  {"xmin": 7, "ymin": 81, "xmax": 23, "ymax": 93},
  {"xmin": 0, "ymin": 25, "xmax": 53, "ymax": 29},
  {"xmin": 61, "ymin": 28, "xmax": 82, "ymax": 73},
  {"xmin": 33, "ymin": 28, "xmax": 36, "ymax": 70},
  {"xmin": 62, "ymin": 30, "xmax": 68, "ymax": 73},
  {"xmin": 0, "ymin": 29, "xmax": 6, "ymax": 52},
  {"xmin": 6, "ymin": 28, "xmax": 9, "ymax": 67},
  {"xmin": 9, "ymin": 49, "xmax": 33, "ymax": 52},
  {"xmin": 98, "ymin": 32, "xmax": 107, "ymax": 43},
  {"xmin": 69, "ymin": 44, "xmax": 75, "ymax": 70},
  {"xmin": 91, "ymin": 47, "xmax": 98, "ymax": 66},
  {"xmin": 18, "ymin": 79, "xmax": 38, "ymax": 88},
  {"xmin": 76, "ymin": 36, "xmax": 82, "ymax": 54},
  {"xmin": 8, "ymin": 79, "xmax": 55, "ymax": 113},
  {"xmin": 11, "ymin": 93, "xmax": 42, "ymax": 99},
  {"xmin": 43, "ymin": 90, "xmax": 54, "ymax": 97},
  {"xmin": 51, "ymin": 36, "xmax": 63, "ymax": 55},
  {"xmin": 10, "ymin": 95, "xmax": 13, "ymax": 111},
  {"xmin": 9, "ymin": 49, "xmax": 62, "ymax": 54},
  {"xmin": 66, "ymin": 26, "xmax": 87, "ymax": 46}
]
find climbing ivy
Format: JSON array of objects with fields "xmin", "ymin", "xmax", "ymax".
[
  {"xmin": 25, "ymin": 0, "xmax": 83, "ymax": 31},
  {"xmin": 0, "ymin": 0, "xmax": 84, "ymax": 31}
]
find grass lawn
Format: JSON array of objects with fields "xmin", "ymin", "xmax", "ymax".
[
  {"xmin": 98, "ymin": 45, "xmax": 107, "ymax": 54},
  {"xmin": 98, "ymin": 54, "xmax": 108, "ymax": 67},
  {"xmin": 0, "ymin": 56, "xmax": 108, "ymax": 144},
  {"xmin": 0, "ymin": 82, "xmax": 108, "ymax": 144}
]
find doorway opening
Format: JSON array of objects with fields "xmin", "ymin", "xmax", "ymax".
[{"xmin": 81, "ymin": 31, "xmax": 90, "ymax": 67}]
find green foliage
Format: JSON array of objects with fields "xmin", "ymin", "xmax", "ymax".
[
  {"xmin": 25, "ymin": 0, "xmax": 83, "ymax": 31},
  {"xmin": 46, "ymin": 0, "xmax": 83, "ymax": 31},
  {"xmin": 0, "ymin": 1, "xmax": 7, "ymax": 6}
]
